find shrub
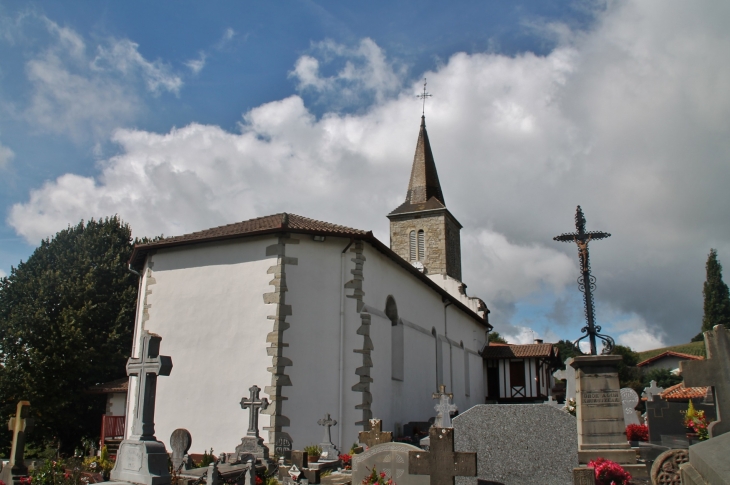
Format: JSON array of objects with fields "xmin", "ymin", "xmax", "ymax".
[
  {"xmin": 626, "ymin": 424, "xmax": 648, "ymax": 442},
  {"xmin": 304, "ymin": 445, "xmax": 322, "ymax": 460},
  {"xmin": 588, "ymin": 458, "xmax": 632, "ymax": 485}
]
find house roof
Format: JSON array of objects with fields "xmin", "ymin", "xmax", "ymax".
[
  {"xmin": 636, "ymin": 351, "xmax": 704, "ymax": 368},
  {"xmin": 481, "ymin": 342, "xmax": 558, "ymax": 359},
  {"xmin": 87, "ymin": 378, "xmax": 128, "ymax": 394},
  {"xmin": 660, "ymin": 383, "xmax": 709, "ymax": 401},
  {"xmin": 128, "ymin": 213, "xmax": 490, "ymax": 329}
]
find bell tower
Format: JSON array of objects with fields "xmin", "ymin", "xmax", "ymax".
[{"xmin": 388, "ymin": 115, "xmax": 462, "ymax": 280}]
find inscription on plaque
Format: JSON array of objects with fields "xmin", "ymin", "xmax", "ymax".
[
  {"xmin": 582, "ymin": 390, "xmax": 621, "ymax": 406},
  {"xmin": 123, "ymin": 445, "xmax": 143, "ymax": 471}
]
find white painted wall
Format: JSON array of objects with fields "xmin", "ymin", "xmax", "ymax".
[{"xmin": 108, "ymin": 393, "xmax": 127, "ymax": 416}]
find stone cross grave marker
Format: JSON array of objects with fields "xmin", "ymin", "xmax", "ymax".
[
  {"xmin": 237, "ymin": 384, "xmax": 270, "ymax": 461},
  {"xmin": 0, "ymin": 401, "xmax": 33, "ymax": 485},
  {"xmin": 110, "ymin": 331, "xmax": 173, "ymax": 485},
  {"xmin": 641, "ymin": 380, "xmax": 664, "ymax": 401},
  {"xmin": 680, "ymin": 324, "xmax": 730, "ymax": 438},
  {"xmin": 432, "ymin": 386, "xmax": 457, "ymax": 428},
  {"xmin": 620, "ymin": 388, "xmax": 640, "ymax": 426},
  {"xmin": 352, "ymin": 442, "xmax": 427, "ymax": 485},
  {"xmin": 554, "ymin": 357, "xmax": 576, "ymax": 402},
  {"xmin": 170, "ymin": 428, "xmax": 192, "ymax": 472},
  {"xmin": 317, "ymin": 413, "xmax": 338, "ymax": 460},
  {"xmin": 358, "ymin": 418, "xmax": 393, "ymax": 448},
  {"xmin": 408, "ymin": 427, "xmax": 476, "ymax": 485},
  {"xmin": 545, "ymin": 396, "xmax": 564, "ymax": 410}
]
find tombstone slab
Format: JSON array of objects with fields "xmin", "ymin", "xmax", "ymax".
[
  {"xmin": 0, "ymin": 401, "xmax": 34, "ymax": 485},
  {"xmin": 679, "ymin": 430, "xmax": 730, "ymax": 485},
  {"xmin": 619, "ymin": 388, "xmax": 640, "ymax": 427},
  {"xmin": 110, "ymin": 331, "xmax": 173, "ymax": 485},
  {"xmin": 352, "ymin": 442, "xmax": 428, "ymax": 485},
  {"xmin": 453, "ymin": 404, "xmax": 578, "ymax": 485},
  {"xmin": 680, "ymin": 324, "xmax": 730, "ymax": 438},
  {"xmin": 170, "ymin": 429, "xmax": 192, "ymax": 472}
]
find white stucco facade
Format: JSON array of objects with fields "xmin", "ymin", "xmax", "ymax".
[{"xmin": 125, "ymin": 231, "xmax": 489, "ymax": 455}]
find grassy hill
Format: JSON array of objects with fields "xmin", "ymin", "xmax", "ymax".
[{"xmin": 637, "ymin": 340, "xmax": 706, "ymax": 362}]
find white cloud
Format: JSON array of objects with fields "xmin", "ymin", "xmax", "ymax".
[
  {"xmin": 9, "ymin": 0, "xmax": 730, "ymax": 344},
  {"xmin": 0, "ymin": 269, "xmax": 6, "ymax": 278},
  {"xmin": 0, "ymin": 142, "xmax": 14, "ymax": 168},
  {"xmin": 185, "ymin": 52, "xmax": 206, "ymax": 75},
  {"xmin": 216, "ymin": 28, "xmax": 236, "ymax": 49}
]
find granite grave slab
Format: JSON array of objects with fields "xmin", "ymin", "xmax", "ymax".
[{"xmin": 352, "ymin": 442, "xmax": 428, "ymax": 485}]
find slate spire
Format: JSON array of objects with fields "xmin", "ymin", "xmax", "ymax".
[{"xmin": 405, "ymin": 115, "xmax": 444, "ymax": 206}]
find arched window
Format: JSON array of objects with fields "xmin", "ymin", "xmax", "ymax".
[
  {"xmin": 409, "ymin": 231, "xmax": 416, "ymax": 261},
  {"xmin": 387, "ymin": 296, "xmax": 404, "ymax": 381},
  {"xmin": 417, "ymin": 230, "xmax": 425, "ymax": 261}
]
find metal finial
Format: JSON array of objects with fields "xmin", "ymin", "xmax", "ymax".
[{"xmin": 416, "ymin": 78, "xmax": 432, "ymax": 116}]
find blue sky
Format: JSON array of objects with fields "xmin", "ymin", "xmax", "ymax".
[{"xmin": 2, "ymin": 0, "xmax": 729, "ymax": 350}]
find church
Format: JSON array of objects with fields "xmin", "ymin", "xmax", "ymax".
[{"xmin": 124, "ymin": 115, "xmax": 493, "ymax": 457}]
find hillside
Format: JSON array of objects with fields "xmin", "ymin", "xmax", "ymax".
[{"xmin": 637, "ymin": 340, "xmax": 706, "ymax": 362}]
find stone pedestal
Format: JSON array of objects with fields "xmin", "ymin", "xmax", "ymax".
[
  {"xmin": 235, "ymin": 436, "xmax": 269, "ymax": 463},
  {"xmin": 110, "ymin": 440, "xmax": 170, "ymax": 485},
  {"xmin": 571, "ymin": 355, "xmax": 635, "ymax": 465}
]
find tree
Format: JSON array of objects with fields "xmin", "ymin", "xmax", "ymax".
[
  {"xmin": 0, "ymin": 217, "xmax": 138, "ymax": 454},
  {"xmin": 693, "ymin": 249, "xmax": 730, "ymax": 341},
  {"xmin": 641, "ymin": 368, "xmax": 682, "ymax": 390},
  {"xmin": 611, "ymin": 345, "xmax": 642, "ymax": 390},
  {"xmin": 553, "ymin": 340, "xmax": 580, "ymax": 369},
  {"xmin": 488, "ymin": 331, "xmax": 508, "ymax": 344}
]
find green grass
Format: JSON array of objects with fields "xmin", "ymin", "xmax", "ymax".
[{"xmin": 637, "ymin": 340, "xmax": 706, "ymax": 362}]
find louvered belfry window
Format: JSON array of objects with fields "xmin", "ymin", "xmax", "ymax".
[
  {"xmin": 409, "ymin": 231, "xmax": 416, "ymax": 261},
  {"xmin": 417, "ymin": 230, "xmax": 425, "ymax": 261}
]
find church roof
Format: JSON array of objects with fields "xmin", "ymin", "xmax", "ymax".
[
  {"xmin": 389, "ymin": 116, "xmax": 446, "ymax": 216},
  {"xmin": 128, "ymin": 213, "xmax": 490, "ymax": 329}
]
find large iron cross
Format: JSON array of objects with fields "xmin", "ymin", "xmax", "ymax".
[
  {"xmin": 7, "ymin": 401, "xmax": 33, "ymax": 472},
  {"xmin": 240, "ymin": 385, "xmax": 269, "ymax": 438},
  {"xmin": 408, "ymin": 427, "xmax": 476, "ymax": 485},
  {"xmin": 553, "ymin": 205, "xmax": 613, "ymax": 355},
  {"xmin": 127, "ymin": 331, "xmax": 173, "ymax": 440},
  {"xmin": 417, "ymin": 78, "xmax": 432, "ymax": 116},
  {"xmin": 680, "ymin": 324, "xmax": 730, "ymax": 438},
  {"xmin": 358, "ymin": 418, "xmax": 393, "ymax": 448}
]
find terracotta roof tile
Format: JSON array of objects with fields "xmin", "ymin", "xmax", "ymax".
[
  {"xmin": 660, "ymin": 383, "xmax": 709, "ymax": 401},
  {"xmin": 87, "ymin": 378, "xmax": 128, "ymax": 394},
  {"xmin": 481, "ymin": 343, "xmax": 557, "ymax": 359},
  {"xmin": 637, "ymin": 351, "xmax": 704, "ymax": 367}
]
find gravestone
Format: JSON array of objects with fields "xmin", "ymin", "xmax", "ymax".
[
  {"xmin": 620, "ymin": 388, "xmax": 640, "ymax": 426},
  {"xmin": 680, "ymin": 324, "xmax": 730, "ymax": 438},
  {"xmin": 237, "ymin": 385, "xmax": 270, "ymax": 462},
  {"xmin": 554, "ymin": 358, "xmax": 576, "ymax": 402},
  {"xmin": 650, "ymin": 449, "xmax": 687, "ymax": 485},
  {"xmin": 358, "ymin": 419, "xmax": 393, "ymax": 448},
  {"xmin": 571, "ymin": 468, "xmax": 595, "ymax": 485},
  {"xmin": 453, "ymin": 404, "xmax": 577, "ymax": 485},
  {"xmin": 352, "ymin": 442, "xmax": 428, "ymax": 485},
  {"xmin": 432, "ymin": 386, "xmax": 457, "ymax": 428},
  {"xmin": 409, "ymin": 427, "xmax": 476, "ymax": 485},
  {"xmin": 170, "ymin": 429, "xmax": 192, "ymax": 472},
  {"xmin": 206, "ymin": 461, "xmax": 219, "ymax": 485},
  {"xmin": 641, "ymin": 380, "xmax": 664, "ymax": 401},
  {"xmin": 679, "ymin": 431, "xmax": 730, "ymax": 485},
  {"xmin": 645, "ymin": 396, "xmax": 716, "ymax": 445},
  {"xmin": 0, "ymin": 401, "xmax": 34, "ymax": 485},
  {"xmin": 544, "ymin": 396, "xmax": 564, "ymax": 410},
  {"xmin": 316, "ymin": 414, "xmax": 338, "ymax": 460},
  {"xmin": 110, "ymin": 331, "xmax": 173, "ymax": 485}
]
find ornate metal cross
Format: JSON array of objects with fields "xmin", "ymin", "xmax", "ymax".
[
  {"xmin": 240, "ymin": 385, "xmax": 269, "ymax": 438},
  {"xmin": 358, "ymin": 418, "xmax": 393, "ymax": 448},
  {"xmin": 127, "ymin": 331, "xmax": 173, "ymax": 439},
  {"xmin": 409, "ymin": 428, "xmax": 476, "ymax": 485},
  {"xmin": 417, "ymin": 78, "xmax": 432, "ymax": 116},
  {"xmin": 553, "ymin": 206, "xmax": 614, "ymax": 355}
]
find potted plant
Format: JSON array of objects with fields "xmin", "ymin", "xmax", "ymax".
[{"xmin": 304, "ymin": 445, "xmax": 322, "ymax": 464}]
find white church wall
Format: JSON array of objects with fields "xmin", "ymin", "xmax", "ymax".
[{"xmin": 126, "ymin": 236, "xmax": 275, "ymax": 454}]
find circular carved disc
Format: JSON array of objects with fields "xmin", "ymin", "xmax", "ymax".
[{"xmin": 650, "ymin": 449, "xmax": 688, "ymax": 485}]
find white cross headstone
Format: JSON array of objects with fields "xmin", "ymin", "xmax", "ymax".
[
  {"xmin": 641, "ymin": 380, "xmax": 664, "ymax": 401},
  {"xmin": 553, "ymin": 358, "xmax": 576, "ymax": 401},
  {"xmin": 317, "ymin": 413, "xmax": 338, "ymax": 460},
  {"xmin": 620, "ymin": 388, "xmax": 640, "ymax": 426},
  {"xmin": 544, "ymin": 396, "xmax": 563, "ymax": 410},
  {"xmin": 432, "ymin": 386, "xmax": 457, "ymax": 428}
]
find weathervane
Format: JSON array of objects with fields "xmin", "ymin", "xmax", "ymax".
[
  {"xmin": 416, "ymin": 78, "xmax": 432, "ymax": 116},
  {"xmin": 553, "ymin": 206, "xmax": 614, "ymax": 355}
]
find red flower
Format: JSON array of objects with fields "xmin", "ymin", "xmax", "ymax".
[
  {"xmin": 588, "ymin": 458, "xmax": 631, "ymax": 485},
  {"xmin": 255, "ymin": 476, "xmax": 263, "ymax": 485}
]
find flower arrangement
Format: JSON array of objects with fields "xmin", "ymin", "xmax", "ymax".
[
  {"xmin": 304, "ymin": 445, "xmax": 322, "ymax": 462},
  {"xmin": 83, "ymin": 445, "xmax": 114, "ymax": 479},
  {"xmin": 683, "ymin": 400, "xmax": 710, "ymax": 441},
  {"xmin": 563, "ymin": 398, "xmax": 576, "ymax": 416},
  {"xmin": 587, "ymin": 458, "xmax": 632, "ymax": 485},
  {"xmin": 338, "ymin": 454, "xmax": 352, "ymax": 470},
  {"xmin": 361, "ymin": 466, "xmax": 394, "ymax": 485},
  {"xmin": 625, "ymin": 424, "xmax": 648, "ymax": 442}
]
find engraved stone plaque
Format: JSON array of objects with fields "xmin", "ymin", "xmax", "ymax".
[
  {"xmin": 582, "ymin": 390, "xmax": 621, "ymax": 406},
  {"xmin": 123, "ymin": 443, "xmax": 143, "ymax": 471}
]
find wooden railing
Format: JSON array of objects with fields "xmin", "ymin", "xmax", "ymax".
[{"xmin": 100, "ymin": 415, "xmax": 125, "ymax": 443}]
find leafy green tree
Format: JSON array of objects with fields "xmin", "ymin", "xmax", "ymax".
[
  {"xmin": 553, "ymin": 340, "xmax": 580, "ymax": 369},
  {"xmin": 693, "ymin": 249, "xmax": 730, "ymax": 341},
  {"xmin": 0, "ymin": 217, "xmax": 139, "ymax": 454},
  {"xmin": 611, "ymin": 345, "xmax": 642, "ymax": 390},
  {"xmin": 641, "ymin": 368, "xmax": 682, "ymax": 390},
  {"xmin": 488, "ymin": 331, "xmax": 508, "ymax": 344}
]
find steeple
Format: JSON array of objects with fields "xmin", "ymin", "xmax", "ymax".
[{"xmin": 388, "ymin": 115, "xmax": 462, "ymax": 281}]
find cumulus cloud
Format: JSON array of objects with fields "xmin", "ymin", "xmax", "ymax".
[
  {"xmin": 9, "ymin": 0, "xmax": 730, "ymax": 345},
  {"xmin": 0, "ymin": 142, "xmax": 14, "ymax": 168},
  {"xmin": 0, "ymin": 269, "xmax": 6, "ymax": 278}
]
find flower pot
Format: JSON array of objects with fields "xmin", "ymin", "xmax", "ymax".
[{"xmin": 307, "ymin": 455, "xmax": 319, "ymax": 464}]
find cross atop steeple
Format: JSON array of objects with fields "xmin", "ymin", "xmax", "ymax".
[{"xmin": 416, "ymin": 78, "xmax": 432, "ymax": 116}]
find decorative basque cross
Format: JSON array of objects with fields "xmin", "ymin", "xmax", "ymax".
[
  {"xmin": 408, "ymin": 427, "xmax": 476, "ymax": 485},
  {"xmin": 416, "ymin": 78, "xmax": 432, "ymax": 116},
  {"xmin": 7, "ymin": 401, "xmax": 33, "ymax": 473},
  {"xmin": 317, "ymin": 413, "xmax": 337, "ymax": 443},
  {"xmin": 432, "ymin": 385, "xmax": 457, "ymax": 427},
  {"xmin": 553, "ymin": 205, "xmax": 613, "ymax": 355},
  {"xmin": 358, "ymin": 418, "xmax": 393, "ymax": 448},
  {"xmin": 240, "ymin": 385, "xmax": 269, "ymax": 438},
  {"xmin": 680, "ymin": 324, "xmax": 730, "ymax": 438},
  {"xmin": 127, "ymin": 331, "xmax": 173, "ymax": 439},
  {"xmin": 641, "ymin": 380, "xmax": 664, "ymax": 401}
]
